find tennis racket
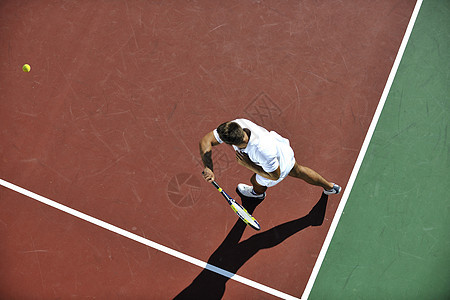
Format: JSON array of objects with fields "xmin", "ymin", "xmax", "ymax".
[{"xmin": 209, "ymin": 180, "xmax": 261, "ymax": 230}]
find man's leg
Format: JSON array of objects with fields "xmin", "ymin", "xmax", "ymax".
[
  {"xmin": 288, "ymin": 162, "xmax": 334, "ymax": 190},
  {"xmin": 236, "ymin": 173, "xmax": 267, "ymax": 199},
  {"xmin": 250, "ymin": 173, "xmax": 268, "ymax": 195}
]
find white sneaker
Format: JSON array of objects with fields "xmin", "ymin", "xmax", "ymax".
[
  {"xmin": 324, "ymin": 183, "xmax": 342, "ymax": 195},
  {"xmin": 237, "ymin": 184, "xmax": 266, "ymax": 199}
]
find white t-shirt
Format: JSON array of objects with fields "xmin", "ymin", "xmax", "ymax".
[{"xmin": 213, "ymin": 119, "xmax": 295, "ymax": 178}]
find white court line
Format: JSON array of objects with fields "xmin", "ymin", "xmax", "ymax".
[
  {"xmin": 0, "ymin": 178, "xmax": 299, "ymax": 300},
  {"xmin": 301, "ymin": 0, "xmax": 424, "ymax": 299}
]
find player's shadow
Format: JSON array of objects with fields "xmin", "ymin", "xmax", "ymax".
[{"xmin": 173, "ymin": 192, "xmax": 329, "ymax": 300}]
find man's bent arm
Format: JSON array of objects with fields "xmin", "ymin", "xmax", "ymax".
[
  {"xmin": 199, "ymin": 131, "xmax": 220, "ymax": 171},
  {"xmin": 235, "ymin": 151, "xmax": 281, "ymax": 180},
  {"xmin": 245, "ymin": 163, "xmax": 281, "ymax": 181}
]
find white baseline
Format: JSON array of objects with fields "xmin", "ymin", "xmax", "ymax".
[{"xmin": 0, "ymin": 178, "xmax": 299, "ymax": 300}]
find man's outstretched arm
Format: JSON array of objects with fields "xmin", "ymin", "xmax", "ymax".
[{"xmin": 199, "ymin": 131, "xmax": 220, "ymax": 182}]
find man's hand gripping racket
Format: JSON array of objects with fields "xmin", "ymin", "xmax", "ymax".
[{"xmin": 204, "ymin": 172, "xmax": 261, "ymax": 230}]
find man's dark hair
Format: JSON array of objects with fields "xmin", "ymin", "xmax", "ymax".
[{"xmin": 217, "ymin": 122, "xmax": 245, "ymax": 145}]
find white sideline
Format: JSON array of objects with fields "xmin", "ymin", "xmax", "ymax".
[
  {"xmin": 301, "ymin": 0, "xmax": 424, "ymax": 299},
  {"xmin": 0, "ymin": 178, "xmax": 299, "ymax": 300}
]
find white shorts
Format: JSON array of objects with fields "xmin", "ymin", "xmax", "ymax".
[
  {"xmin": 255, "ymin": 131, "xmax": 296, "ymax": 187},
  {"xmin": 255, "ymin": 172, "xmax": 289, "ymax": 187}
]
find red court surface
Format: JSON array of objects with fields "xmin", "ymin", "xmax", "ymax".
[{"xmin": 0, "ymin": 1, "xmax": 416, "ymax": 299}]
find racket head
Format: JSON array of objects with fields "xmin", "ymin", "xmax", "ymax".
[
  {"xmin": 210, "ymin": 180, "xmax": 261, "ymax": 230},
  {"xmin": 230, "ymin": 201, "xmax": 261, "ymax": 230}
]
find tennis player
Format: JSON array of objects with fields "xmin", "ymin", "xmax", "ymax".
[{"xmin": 199, "ymin": 118, "xmax": 341, "ymax": 199}]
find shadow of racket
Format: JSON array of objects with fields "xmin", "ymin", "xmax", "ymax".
[{"xmin": 173, "ymin": 192, "xmax": 329, "ymax": 299}]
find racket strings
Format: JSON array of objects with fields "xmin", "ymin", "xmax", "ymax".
[{"xmin": 231, "ymin": 203, "xmax": 259, "ymax": 229}]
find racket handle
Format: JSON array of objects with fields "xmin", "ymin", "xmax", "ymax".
[
  {"xmin": 211, "ymin": 181, "xmax": 220, "ymax": 190},
  {"xmin": 201, "ymin": 171, "xmax": 221, "ymax": 191}
]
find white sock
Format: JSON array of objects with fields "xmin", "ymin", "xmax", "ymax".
[
  {"xmin": 325, "ymin": 183, "xmax": 335, "ymax": 191},
  {"xmin": 251, "ymin": 189, "xmax": 263, "ymax": 196}
]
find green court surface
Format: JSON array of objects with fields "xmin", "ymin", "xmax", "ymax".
[{"xmin": 310, "ymin": 0, "xmax": 450, "ymax": 299}]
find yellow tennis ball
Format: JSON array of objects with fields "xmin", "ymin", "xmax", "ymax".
[{"xmin": 22, "ymin": 64, "xmax": 31, "ymax": 72}]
